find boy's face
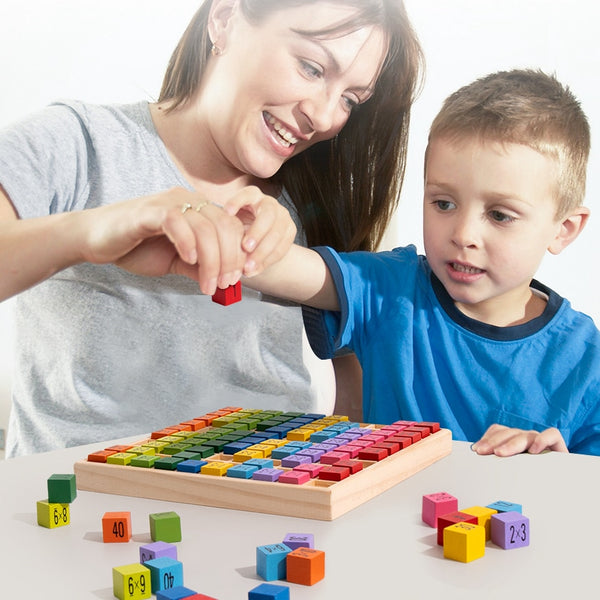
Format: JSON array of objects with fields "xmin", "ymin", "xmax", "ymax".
[{"xmin": 423, "ymin": 137, "xmax": 564, "ymax": 325}]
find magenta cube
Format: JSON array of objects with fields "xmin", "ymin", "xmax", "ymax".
[
  {"xmin": 490, "ymin": 512, "xmax": 530, "ymax": 549},
  {"xmin": 422, "ymin": 492, "xmax": 458, "ymax": 527}
]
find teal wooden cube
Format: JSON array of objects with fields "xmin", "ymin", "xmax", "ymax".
[
  {"xmin": 47, "ymin": 473, "xmax": 77, "ymax": 504},
  {"xmin": 145, "ymin": 556, "xmax": 183, "ymax": 593},
  {"xmin": 256, "ymin": 543, "xmax": 292, "ymax": 581},
  {"xmin": 149, "ymin": 511, "xmax": 182, "ymax": 543}
]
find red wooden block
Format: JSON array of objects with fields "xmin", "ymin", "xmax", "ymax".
[
  {"xmin": 334, "ymin": 444, "xmax": 361, "ymax": 459},
  {"xmin": 357, "ymin": 446, "xmax": 388, "ymax": 461},
  {"xmin": 419, "ymin": 422, "xmax": 441, "ymax": 433},
  {"xmin": 373, "ymin": 441, "xmax": 401, "ymax": 455},
  {"xmin": 334, "ymin": 459, "xmax": 363, "ymax": 474},
  {"xmin": 437, "ymin": 511, "xmax": 479, "ymax": 545},
  {"xmin": 318, "ymin": 465, "xmax": 350, "ymax": 481},
  {"xmin": 405, "ymin": 425, "xmax": 431, "ymax": 438},
  {"xmin": 384, "ymin": 435, "xmax": 413, "ymax": 449},
  {"xmin": 319, "ymin": 451, "xmax": 346, "ymax": 465},
  {"xmin": 395, "ymin": 429, "xmax": 422, "ymax": 443},
  {"xmin": 212, "ymin": 281, "xmax": 242, "ymax": 306}
]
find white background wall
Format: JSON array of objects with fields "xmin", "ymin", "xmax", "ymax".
[{"xmin": 1, "ymin": 1, "xmax": 598, "ymax": 450}]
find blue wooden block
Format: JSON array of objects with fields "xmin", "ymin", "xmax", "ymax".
[
  {"xmin": 176, "ymin": 459, "xmax": 207, "ymax": 473},
  {"xmin": 256, "ymin": 544, "xmax": 292, "ymax": 581},
  {"xmin": 226, "ymin": 463, "xmax": 259, "ymax": 479},
  {"xmin": 156, "ymin": 586, "xmax": 197, "ymax": 600},
  {"xmin": 248, "ymin": 582, "xmax": 290, "ymax": 599},
  {"xmin": 487, "ymin": 500, "xmax": 523, "ymax": 514},
  {"xmin": 145, "ymin": 556, "xmax": 183, "ymax": 593}
]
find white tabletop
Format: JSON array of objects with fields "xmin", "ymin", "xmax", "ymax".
[{"xmin": 1, "ymin": 439, "xmax": 598, "ymax": 599}]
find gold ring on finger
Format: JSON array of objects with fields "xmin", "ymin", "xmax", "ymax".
[
  {"xmin": 195, "ymin": 201, "xmax": 209, "ymax": 212},
  {"xmin": 181, "ymin": 202, "xmax": 192, "ymax": 214}
]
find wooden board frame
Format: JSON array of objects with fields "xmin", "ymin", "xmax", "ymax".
[{"xmin": 74, "ymin": 428, "xmax": 451, "ymax": 521}]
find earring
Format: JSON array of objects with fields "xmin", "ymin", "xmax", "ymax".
[{"xmin": 211, "ymin": 44, "xmax": 222, "ymax": 56}]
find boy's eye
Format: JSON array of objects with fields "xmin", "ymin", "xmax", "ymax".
[{"xmin": 490, "ymin": 210, "xmax": 516, "ymax": 223}]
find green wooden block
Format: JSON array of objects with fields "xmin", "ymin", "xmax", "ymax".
[
  {"xmin": 154, "ymin": 456, "xmax": 184, "ymax": 471},
  {"xmin": 130, "ymin": 455, "xmax": 158, "ymax": 468},
  {"xmin": 149, "ymin": 511, "xmax": 182, "ymax": 543},
  {"xmin": 47, "ymin": 473, "xmax": 77, "ymax": 503}
]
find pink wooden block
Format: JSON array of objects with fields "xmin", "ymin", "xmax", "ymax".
[{"xmin": 422, "ymin": 492, "xmax": 458, "ymax": 527}]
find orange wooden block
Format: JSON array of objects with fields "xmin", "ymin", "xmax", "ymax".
[
  {"xmin": 286, "ymin": 548, "xmax": 325, "ymax": 586},
  {"xmin": 87, "ymin": 450, "xmax": 117, "ymax": 463},
  {"xmin": 102, "ymin": 511, "xmax": 132, "ymax": 543}
]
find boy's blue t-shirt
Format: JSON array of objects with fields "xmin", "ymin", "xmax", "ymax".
[{"xmin": 303, "ymin": 245, "xmax": 600, "ymax": 456}]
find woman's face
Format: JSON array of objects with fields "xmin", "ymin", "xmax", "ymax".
[{"xmin": 200, "ymin": 2, "xmax": 387, "ymax": 180}]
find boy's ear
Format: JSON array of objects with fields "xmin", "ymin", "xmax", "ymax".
[
  {"xmin": 547, "ymin": 206, "xmax": 591, "ymax": 255},
  {"xmin": 208, "ymin": 0, "xmax": 238, "ymax": 47}
]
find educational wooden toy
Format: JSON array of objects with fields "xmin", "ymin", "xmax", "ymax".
[
  {"xmin": 490, "ymin": 511, "xmax": 530, "ymax": 549},
  {"xmin": 102, "ymin": 511, "xmax": 132, "ymax": 543},
  {"xmin": 140, "ymin": 541, "xmax": 178, "ymax": 564},
  {"xmin": 212, "ymin": 281, "xmax": 241, "ymax": 306},
  {"xmin": 150, "ymin": 511, "xmax": 182, "ymax": 543},
  {"xmin": 47, "ymin": 473, "xmax": 77, "ymax": 503},
  {"xmin": 74, "ymin": 407, "xmax": 452, "ymax": 521},
  {"xmin": 249, "ymin": 583, "xmax": 290, "ymax": 600},
  {"xmin": 112, "ymin": 563, "xmax": 151, "ymax": 600},
  {"xmin": 146, "ymin": 556, "xmax": 184, "ymax": 594},
  {"xmin": 36, "ymin": 499, "xmax": 70, "ymax": 529},
  {"xmin": 256, "ymin": 544, "xmax": 291, "ymax": 581},
  {"xmin": 421, "ymin": 491, "xmax": 458, "ymax": 527},
  {"xmin": 285, "ymin": 547, "xmax": 325, "ymax": 586},
  {"xmin": 443, "ymin": 522, "xmax": 486, "ymax": 563}
]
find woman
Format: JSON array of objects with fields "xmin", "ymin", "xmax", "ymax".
[{"xmin": 0, "ymin": 0, "xmax": 423, "ymax": 456}]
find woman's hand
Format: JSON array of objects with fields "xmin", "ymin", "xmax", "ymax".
[
  {"xmin": 82, "ymin": 187, "xmax": 247, "ymax": 295},
  {"xmin": 471, "ymin": 424, "xmax": 569, "ymax": 457},
  {"xmin": 223, "ymin": 186, "xmax": 297, "ymax": 277}
]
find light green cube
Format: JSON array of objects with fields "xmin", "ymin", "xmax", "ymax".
[{"xmin": 149, "ymin": 511, "xmax": 182, "ymax": 542}]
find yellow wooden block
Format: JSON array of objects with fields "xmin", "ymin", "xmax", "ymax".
[
  {"xmin": 443, "ymin": 522, "xmax": 486, "ymax": 562},
  {"xmin": 261, "ymin": 439, "xmax": 288, "ymax": 448},
  {"xmin": 287, "ymin": 429, "xmax": 313, "ymax": 442},
  {"xmin": 128, "ymin": 446, "xmax": 156, "ymax": 456},
  {"xmin": 37, "ymin": 499, "xmax": 70, "ymax": 529},
  {"xmin": 112, "ymin": 563, "xmax": 151, "ymax": 600},
  {"xmin": 142, "ymin": 440, "xmax": 169, "ymax": 452},
  {"xmin": 247, "ymin": 444, "xmax": 273, "ymax": 458},
  {"xmin": 107, "ymin": 452, "xmax": 137, "ymax": 466},
  {"xmin": 232, "ymin": 449, "xmax": 264, "ymax": 463},
  {"xmin": 462, "ymin": 506, "xmax": 498, "ymax": 540},
  {"xmin": 200, "ymin": 461, "xmax": 234, "ymax": 476}
]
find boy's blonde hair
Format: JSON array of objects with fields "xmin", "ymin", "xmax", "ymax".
[{"xmin": 427, "ymin": 69, "xmax": 590, "ymax": 218}]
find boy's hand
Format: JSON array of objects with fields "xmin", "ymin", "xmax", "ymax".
[{"xmin": 471, "ymin": 424, "xmax": 568, "ymax": 457}]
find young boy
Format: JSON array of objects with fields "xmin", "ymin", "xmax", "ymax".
[{"xmin": 238, "ymin": 69, "xmax": 600, "ymax": 457}]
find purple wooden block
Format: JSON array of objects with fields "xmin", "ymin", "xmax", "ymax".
[
  {"xmin": 140, "ymin": 541, "xmax": 177, "ymax": 563},
  {"xmin": 490, "ymin": 512, "xmax": 530, "ymax": 549},
  {"xmin": 282, "ymin": 533, "xmax": 314, "ymax": 550},
  {"xmin": 280, "ymin": 455, "xmax": 312, "ymax": 468},
  {"xmin": 296, "ymin": 448, "xmax": 324, "ymax": 462},
  {"xmin": 252, "ymin": 467, "xmax": 284, "ymax": 482}
]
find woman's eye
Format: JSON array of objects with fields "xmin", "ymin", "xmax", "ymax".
[
  {"xmin": 300, "ymin": 60, "xmax": 322, "ymax": 79},
  {"xmin": 434, "ymin": 200, "xmax": 455, "ymax": 211}
]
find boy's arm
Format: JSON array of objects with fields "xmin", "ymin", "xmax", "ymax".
[
  {"xmin": 471, "ymin": 424, "xmax": 568, "ymax": 456},
  {"xmin": 243, "ymin": 244, "xmax": 340, "ymax": 311}
]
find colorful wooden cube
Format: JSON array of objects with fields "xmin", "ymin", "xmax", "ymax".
[
  {"xmin": 443, "ymin": 522, "xmax": 486, "ymax": 563},
  {"xmin": 248, "ymin": 583, "xmax": 291, "ymax": 599},
  {"xmin": 462, "ymin": 505, "xmax": 498, "ymax": 540},
  {"xmin": 150, "ymin": 511, "xmax": 182, "ymax": 543},
  {"xmin": 282, "ymin": 533, "xmax": 314, "ymax": 550},
  {"xmin": 487, "ymin": 500, "xmax": 523, "ymax": 514},
  {"xmin": 112, "ymin": 563, "xmax": 151, "ymax": 600},
  {"xmin": 285, "ymin": 547, "xmax": 325, "ymax": 586},
  {"xmin": 140, "ymin": 541, "xmax": 178, "ymax": 564},
  {"xmin": 422, "ymin": 492, "xmax": 458, "ymax": 527},
  {"xmin": 256, "ymin": 543, "xmax": 291, "ymax": 581},
  {"xmin": 155, "ymin": 586, "xmax": 197, "ymax": 600},
  {"xmin": 212, "ymin": 281, "xmax": 242, "ymax": 306},
  {"xmin": 36, "ymin": 499, "xmax": 70, "ymax": 529},
  {"xmin": 490, "ymin": 511, "xmax": 530, "ymax": 549},
  {"xmin": 145, "ymin": 556, "xmax": 183, "ymax": 593},
  {"xmin": 102, "ymin": 511, "xmax": 132, "ymax": 543},
  {"xmin": 436, "ymin": 511, "xmax": 479, "ymax": 545},
  {"xmin": 47, "ymin": 473, "xmax": 77, "ymax": 504}
]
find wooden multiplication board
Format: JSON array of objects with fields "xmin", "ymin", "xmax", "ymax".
[{"xmin": 74, "ymin": 407, "xmax": 452, "ymax": 521}]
